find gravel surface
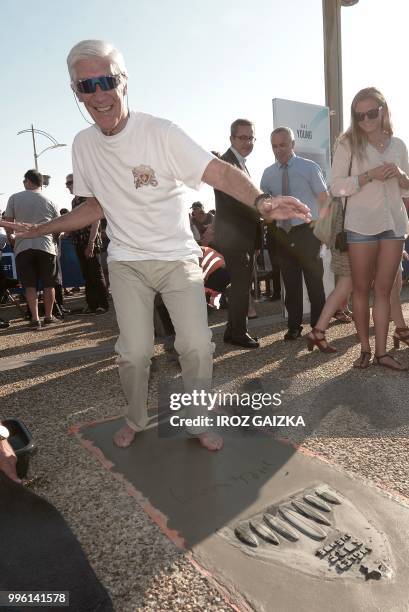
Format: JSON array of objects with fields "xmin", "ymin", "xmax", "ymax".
[{"xmin": 1, "ymin": 289, "xmax": 409, "ymax": 610}]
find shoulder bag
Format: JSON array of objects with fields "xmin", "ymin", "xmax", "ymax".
[
  {"xmin": 334, "ymin": 155, "xmax": 353, "ymax": 253},
  {"xmin": 313, "ymin": 196, "xmax": 341, "ymax": 247}
]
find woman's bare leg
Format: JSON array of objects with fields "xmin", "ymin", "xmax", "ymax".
[
  {"xmin": 307, "ymin": 276, "xmax": 353, "ymax": 350},
  {"xmin": 372, "ymin": 240, "xmax": 405, "ymax": 368},
  {"xmin": 348, "ymin": 242, "xmax": 377, "ymax": 365},
  {"xmin": 315, "ymin": 276, "xmax": 353, "ymax": 332},
  {"xmin": 390, "ymin": 265, "xmax": 406, "ymax": 328}
]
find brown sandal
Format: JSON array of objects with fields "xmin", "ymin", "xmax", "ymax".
[
  {"xmin": 373, "ymin": 354, "xmax": 407, "ymax": 371},
  {"xmin": 393, "ymin": 327, "xmax": 409, "ymax": 349},
  {"xmin": 306, "ymin": 328, "xmax": 337, "ymax": 353},
  {"xmin": 353, "ymin": 351, "xmax": 371, "ymax": 369},
  {"xmin": 333, "ymin": 310, "xmax": 352, "ymax": 324}
]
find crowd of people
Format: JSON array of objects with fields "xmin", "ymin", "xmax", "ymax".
[
  {"xmin": 1, "ymin": 39, "xmax": 409, "ymax": 462},
  {"xmin": 0, "ymin": 168, "xmax": 110, "ymax": 327},
  {"xmin": 190, "ymin": 89, "xmax": 409, "ymax": 373}
]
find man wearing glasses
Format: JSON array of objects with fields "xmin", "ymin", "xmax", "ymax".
[
  {"xmin": 17, "ymin": 40, "xmax": 311, "ymax": 452},
  {"xmin": 214, "ymin": 120, "xmax": 262, "ymax": 348}
]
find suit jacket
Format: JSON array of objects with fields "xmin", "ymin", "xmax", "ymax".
[{"xmin": 214, "ymin": 148, "xmax": 262, "ymax": 252}]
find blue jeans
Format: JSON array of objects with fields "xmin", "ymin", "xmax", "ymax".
[{"xmin": 346, "ymin": 230, "xmax": 404, "ymax": 244}]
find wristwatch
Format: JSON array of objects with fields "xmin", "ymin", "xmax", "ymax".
[
  {"xmin": 254, "ymin": 193, "xmax": 271, "ymax": 209},
  {"xmin": 364, "ymin": 171, "xmax": 373, "ymax": 182},
  {"xmin": 0, "ymin": 424, "xmax": 10, "ymax": 441}
]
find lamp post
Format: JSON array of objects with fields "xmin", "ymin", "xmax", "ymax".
[
  {"xmin": 17, "ymin": 125, "xmax": 66, "ymax": 172},
  {"xmin": 322, "ymin": 0, "xmax": 359, "ymax": 151}
]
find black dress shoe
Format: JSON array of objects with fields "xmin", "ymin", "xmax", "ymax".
[
  {"xmin": 224, "ymin": 330, "xmax": 258, "ymax": 342},
  {"xmin": 284, "ymin": 327, "xmax": 303, "ymax": 341},
  {"xmin": 0, "ymin": 318, "xmax": 10, "ymax": 329},
  {"xmin": 224, "ymin": 333, "xmax": 260, "ymax": 348}
]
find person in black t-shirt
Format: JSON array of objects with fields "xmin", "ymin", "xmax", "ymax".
[{"xmin": 66, "ymin": 174, "xmax": 109, "ymax": 314}]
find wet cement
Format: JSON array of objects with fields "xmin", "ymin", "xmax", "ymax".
[{"xmin": 80, "ymin": 418, "xmax": 409, "ymax": 612}]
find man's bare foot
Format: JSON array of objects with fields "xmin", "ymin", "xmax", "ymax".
[
  {"xmin": 113, "ymin": 424, "xmax": 137, "ymax": 448},
  {"xmin": 197, "ymin": 431, "xmax": 224, "ymax": 451}
]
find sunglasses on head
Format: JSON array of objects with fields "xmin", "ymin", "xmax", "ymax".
[
  {"xmin": 354, "ymin": 106, "xmax": 382, "ymax": 122},
  {"xmin": 74, "ymin": 74, "xmax": 122, "ymax": 94}
]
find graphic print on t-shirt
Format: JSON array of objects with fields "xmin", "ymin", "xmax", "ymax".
[{"xmin": 132, "ymin": 165, "xmax": 159, "ymax": 189}]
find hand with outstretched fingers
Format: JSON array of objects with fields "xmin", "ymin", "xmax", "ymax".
[{"xmin": 257, "ymin": 196, "xmax": 312, "ymax": 224}]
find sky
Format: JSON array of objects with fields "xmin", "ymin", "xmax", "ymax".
[{"xmin": 1, "ymin": 0, "xmax": 409, "ymax": 212}]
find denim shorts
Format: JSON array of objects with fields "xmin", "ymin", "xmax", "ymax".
[{"xmin": 346, "ymin": 229, "xmax": 405, "ymax": 244}]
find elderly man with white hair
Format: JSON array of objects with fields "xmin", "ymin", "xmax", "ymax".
[{"xmin": 18, "ymin": 40, "xmax": 311, "ymax": 452}]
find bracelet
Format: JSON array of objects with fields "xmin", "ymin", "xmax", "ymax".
[
  {"xmin": 254, "ymin": 193, "xmax": 271, "ymax": 210},
  {"xmin": 364, "ymin": 171, "xmax": 372, "ymax": 183}
]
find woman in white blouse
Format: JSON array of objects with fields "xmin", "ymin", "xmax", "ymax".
[{"xmin": 331, "ymin": 87, "xmax": 409, "ymax": 370}]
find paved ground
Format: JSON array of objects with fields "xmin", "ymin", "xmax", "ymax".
[{"xmin": 1, "ymin": 290, "xmax": 409, "ymax": 611}]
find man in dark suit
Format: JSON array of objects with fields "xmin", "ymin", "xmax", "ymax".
[{"xmin": 214, "ymin": 119, "xmax": 261, "ymax": 348}]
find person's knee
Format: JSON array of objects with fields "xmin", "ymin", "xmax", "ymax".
[
  {"xmin": 373, "ymin": 283, "xmax": 394, "ymax": 299},
  {"xmin": 175, "ymin": 332, "xmax": 214, "ymax": 359},
  {"xmin": 118, "ymin": 345, "xmax": 154, "ymax": 370},
  {"xmin": 352, "ymin": 281, "xmax": 371, "ymax": 295}
]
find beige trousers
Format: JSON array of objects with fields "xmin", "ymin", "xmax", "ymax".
[{"xmin": 108, "ymin": 259, "xmax": 215, "ymax": 435}]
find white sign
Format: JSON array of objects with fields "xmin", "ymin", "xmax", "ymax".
[{"xmin": 273, "ymin": 98, "xmax": 331, "ymax": 181}]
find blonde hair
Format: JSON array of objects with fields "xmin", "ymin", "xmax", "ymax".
[{"xmin": 339, "ymin": 87, "xmax": 393, "ymax": 158}]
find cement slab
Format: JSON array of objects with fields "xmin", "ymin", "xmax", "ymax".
[{"xmin": 80, "ymin": 418, "xmax": 409, "ymax": 612}]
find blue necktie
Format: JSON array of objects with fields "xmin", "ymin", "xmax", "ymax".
[{"xmin": 281, "ymin": 164, "xmax": 292, "ymax": 233}]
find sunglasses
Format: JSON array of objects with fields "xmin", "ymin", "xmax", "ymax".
[
  {"xmin": 74, "ymin": 74, "xmax": 122, "ymax": 94},
  {"xmin": 65, "ymin": 181, "xmax": 73, "ymax": 186},
  {"xmin": 354, "ymin": 106, "xmax": 382, "ymax": 122}
]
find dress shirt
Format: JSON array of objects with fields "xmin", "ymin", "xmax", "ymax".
[
  {"xmin": 331, "ymin": 137, "xmax": 409, "ymax": 236},
  {"xmin": 260, "ymin": 154, "xmax": 327, "ymax": 228},
  {"xmin": 230, "ymin": 146, "xmax": 249, "ymax": 173}
]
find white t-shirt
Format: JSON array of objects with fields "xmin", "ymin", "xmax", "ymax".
[{"xmin": 72, "ymin": 111, "xmax": 214, "ymax": 262}]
